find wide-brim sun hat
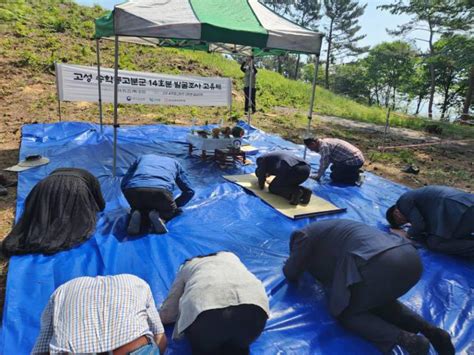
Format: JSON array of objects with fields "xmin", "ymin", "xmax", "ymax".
[{"xmin": 5, "ymin": 155, "xmax": 50, "ymax": 172}]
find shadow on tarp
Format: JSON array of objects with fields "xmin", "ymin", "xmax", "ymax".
[{"xmin": 0, "ymin": 121, "xmax": 472, "ymax": 354}]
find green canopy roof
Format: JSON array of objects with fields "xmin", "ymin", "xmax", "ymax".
[{"xmin": 95, "ymin": 0, "xmax": 323, "ymax": 56}]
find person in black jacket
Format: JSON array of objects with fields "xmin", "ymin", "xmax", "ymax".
[
  {"xmin": 255, "ymin": 151, "xmax": 312, "ymax": 205},
  {"xmin": 386, "ymin": 185, "xmax": 474, "ymax": 257},
  {"xmin": 283, "ymin": 219, "xmax": 454, "ymax": 355},
  {"xmin": 241, "ymin": 56, "xmax": 258, "ymax": 114},
  {"xmin": 2, "ymin": 168, "xmax": 105, "ymax": 255}
]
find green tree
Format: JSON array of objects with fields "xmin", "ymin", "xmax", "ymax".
[
  {"xmin": 431, "ymin": 34, "xmax": 474, "ymax": 119},
  {"xmin": 364, "ymin": 41, "xmax": 416, "ymax": 109},
  {"xmin": 378, "ymin": 0, "xmax": 472, "ymax": 119},
  {"xmin": 323, "ymin": 0, "xmax": 368, "ymax": 89},
  {"xmin": 261, "ymin": 0, "xmax": 292, "ymax": 13},
  {"xmin": 399, "ymin": 59, "xmax": 430, "ymax": 115},
  {"xmin": 301, "ymin": 60, "xmax": 325, "ymax": 83},
  {"xmin": 332, "ymin": 62, "xmax": 371, "ymax": 104}
]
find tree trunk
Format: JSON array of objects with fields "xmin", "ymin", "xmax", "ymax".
[
  {"xmin": 294, "ymin": 54, "xmax": 301, "ymax": 80},
  {"xmin": 277, "ymin": 56, "xmax": 282, "ymax": 74},
  {"xmin": 427, "ymin": 20, "xmax": 435, "ymax": 119},
  {"xmin": 324, "ymin": 19, "xmax": 334, "ymax": 89},
  {"xmin": 462, "ymin": 66, "xmax": 474, "ymax": 119},
  {"xmin": 441, "ymin": 77, "xmax": 452, "ymax": 120},
  {"xmin": 392, "ymin": 86, "xmax": 397, "ymax": 111},
  {"xmin": 441, "ymin": 91, "xmax": 448, "ymax": 120},
  {"xmin": 384, "ymin": 87, "xmax": 391, "ymax": 108},
  {"xmin": 415, "ymin": 94, "xmax": 423, "ymax": 115}
]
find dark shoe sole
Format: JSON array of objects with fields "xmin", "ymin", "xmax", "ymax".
[
  {"xmin": 127, "ymin": 210, "xmax": 141, "ymax": 235},
  {"xmin": 300, "ymin": 187, "xmax": 312, "ymax": 204},
  {"xmin": 149, "ymin": 211, "xmax": 168, "ymax": 234},
  {"xmin": 289, "ymin": 190, "xmax": 304, "ymax": 205}
]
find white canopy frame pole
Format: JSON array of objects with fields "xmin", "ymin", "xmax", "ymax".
[
  {"xmin": 304, "ymin": 54, "xmax": 320, "ymax": 160},
  {"xmin": 96, "ymin": 38, "xmax": 104, "ymax": 133},
  {"xmin": 247, "ymin": 55, "xmax": 253, "ymax": 126},
  {"xmin": 54, "ymin": 62, "xmax": 62, "ymax": 122},
  {"xmin": 112, "ymin": 35, "xmax": 119, "ymax": 176}
]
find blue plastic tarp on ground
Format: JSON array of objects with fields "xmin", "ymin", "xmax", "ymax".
[{"xmin": 1, "ymin": 122, "xmax": 473, "ymax": 354}]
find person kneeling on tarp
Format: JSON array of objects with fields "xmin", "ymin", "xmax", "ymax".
[
  {"xmin": 283, "ymin": 219, "xmax": 454, "ymax": 355},
  {"xmin": 32, "ymin": 274, "xmax": 167, "ymax": 355},
  {"xmin": 255, "ymin": 151, "xmax": 312, "ymax": 205},
  {"xmin": 121, "ymin": 154, "xmax": 195, "ymax": 235},
  {"xmin": 160, "ymin": 251, "xmax": 269, "ymax": 354},
  {"xmin": 1, "ymin": 168, "xmax": 105, "ymax": 256},
  {"xmin": 304, "ymin": 137, "xmax": 364, "ymax": 185},
  {"xmin": 386, "ymin": 185, "xmax": 474, "ymax": 258}
]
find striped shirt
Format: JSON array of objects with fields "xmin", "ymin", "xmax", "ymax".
[
  {"xmin": 316, "ymin": 138, "xmax": 364, "ymax": 177},
  {"xmin": 32, "ymin": 274, "xmax": 164, "ymax": 354}
]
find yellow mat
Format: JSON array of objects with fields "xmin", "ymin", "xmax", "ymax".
[{"xmin": 223, "ymin": 174, "xmax": 345, "ymax": 219}]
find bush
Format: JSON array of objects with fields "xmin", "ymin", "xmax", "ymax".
[
  {"xmin": 40, "ymin": 14, "xmax": 70, "ymax": 33},
  {"xmin": 13, "ymin": 22, "xmax": 30, "ymax": 37},
  {"xmin": 0, "ymin": 8, "xmax": 17, "ymax": 22},
  {"xmin": 17, "ymin": 50, "xmax": 42, "ymax": 68}
]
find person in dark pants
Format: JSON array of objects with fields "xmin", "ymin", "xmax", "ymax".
[
  {"xmin": 304, "ymin": 137, "xmax": 364, "ymax": 185},
  {"xmin": 256, "ymin": 151, "xmax": 312, "ymax": 205},
  {"xmin": 386, "ymin": 185, "xmax": 474, "ymax": 258},
  {"xmin": 159, "ymin": 252, "xmax": 269, "ymax": 355},
  {"xmin": 283, "ymin": 219, "xmax": 454, "ymax": 355},
  {"xmin": 121, "ymin": 154, "xmax": 194, "ymax": 235},
  {"xmin": 240, "ymin": 56, "xmax": 257, "ymax": 114},
  {"xmin": 2, "ymin": 168, "xmax": 105, "ymax": 255}
]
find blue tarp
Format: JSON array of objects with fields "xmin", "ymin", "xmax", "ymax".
[{"xmin": 1, "ymin": 122, "xmax": 472, "ymax": 354}]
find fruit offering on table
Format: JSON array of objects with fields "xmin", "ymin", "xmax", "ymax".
[
  {"xmin": 231, "ymin": 126, "xmax": 245, "ymax": 138},
  {"xmin": 221, "ymin": 126, "xmax": 232, "ymax": 138},
  {"xmin": 196, "ymin": 130, "xmax": 209, "ymax": 138}
]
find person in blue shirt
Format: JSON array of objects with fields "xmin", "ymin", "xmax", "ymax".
[
  {"xmin": 121, "ymin": 154, "xmax": 194, "ymax": 235},
  {"xmin": 386, "ymin": 185, "xmax": 474, "ymax": 258},
  {"xmin": 255, "ymin": 151, "xmax": 312, "ymax": 205},
  {"xmin": 283, "ymin": 219, "xmax": 454, "ymax": 355}
]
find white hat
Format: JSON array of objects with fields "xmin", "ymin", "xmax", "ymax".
[{"xmin": 5, "ymin": 155, "xmax": 50, "ymax": 172}]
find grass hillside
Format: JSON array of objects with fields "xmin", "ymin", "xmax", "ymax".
[{"xmin": 1, "ymin": 0, "xmax": 473, "ymax": 138}]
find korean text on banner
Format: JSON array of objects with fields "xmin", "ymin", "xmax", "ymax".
[{"xmin": 55, "ymin": 63, "xmax": 232, "ymax": 107}]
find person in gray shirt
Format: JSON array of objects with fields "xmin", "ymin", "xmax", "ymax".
[
  {"xmin": 159, "ymin": 251, "xmax": 270, "ymax": 355},
  {"xmin": 387, "ymin": 185, "xmax": 474, "ymax": 257},
  {"xmin": 283, "ymin": 219, "xmax": 454, "ymax": 355}
]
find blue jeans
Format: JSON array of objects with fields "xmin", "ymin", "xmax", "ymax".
[{"xmin": 129, "ymin": 343, "xmax": 160, "ymax": 355}]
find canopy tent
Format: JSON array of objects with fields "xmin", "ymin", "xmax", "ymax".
[{"xmin": 94, "ymin": 0, "xmax": 324, "ymax": 174}]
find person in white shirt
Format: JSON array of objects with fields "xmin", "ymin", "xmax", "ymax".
[{"xmin": 159, "ymin": 251, "xmax": 270, "ymax": 355}]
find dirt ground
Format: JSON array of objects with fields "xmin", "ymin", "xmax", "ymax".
[{"xmin": 1, "ymin": 71, "xmax": 473, "ymax": 321}]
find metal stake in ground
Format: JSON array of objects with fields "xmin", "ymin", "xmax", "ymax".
[
  {"xmin": 247, "ymin": 55, "xmax": 254, "ymax": 126},
  {"xmin": 304, "ymin": 54, "xmax": 320, "ymax": 160},
  {"xmin": 96, "ymin": 38, "xmax": 103, "ymax": 133},
  {"xmin": 112, "ymin": 35, "xmax": 119, "ymax": 176},
  {"xmin": 382, "ymin": 107, "xmax": 391, "ymax": 152}
]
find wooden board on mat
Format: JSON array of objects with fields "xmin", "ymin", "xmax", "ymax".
[{"xmin": 223, "ymin": 174, "xmax": 345, "ymax": 219}]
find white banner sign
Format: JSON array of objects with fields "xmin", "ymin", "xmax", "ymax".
[{"xmin": 55, "ymin": 63, "xmax": 232, "ymax": 107}]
